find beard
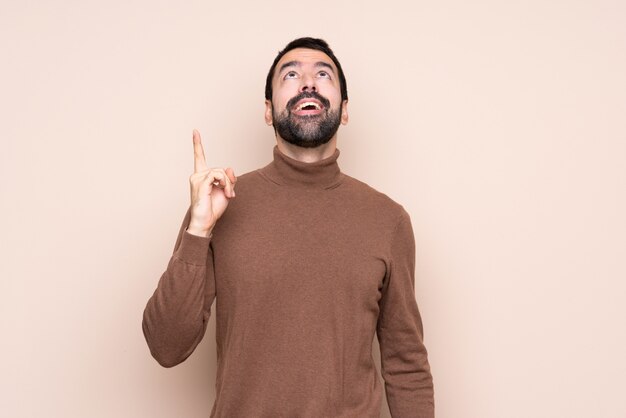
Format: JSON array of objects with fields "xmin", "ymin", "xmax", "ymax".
[{"xmin": 271, "ymin": 92, "xmax": 342, "ymax": 149}]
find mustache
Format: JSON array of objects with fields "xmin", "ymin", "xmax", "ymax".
[{"xmin": 286, "ymin": 91, "xmax": 331, "ymax": 111}]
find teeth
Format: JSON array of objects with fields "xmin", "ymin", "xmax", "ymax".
[{"xmin": 297, "ymin": 101, "xmax": 321, "ymax": 111}]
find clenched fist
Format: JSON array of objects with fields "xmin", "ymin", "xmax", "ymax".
[{"xmin": 187, "ymin": 129, "xmax": 237, "ymax": 237}]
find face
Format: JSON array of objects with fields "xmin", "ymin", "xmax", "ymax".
[{"xmin": 265, "ymin": 48, "xmax": 349, "ymax": 148}]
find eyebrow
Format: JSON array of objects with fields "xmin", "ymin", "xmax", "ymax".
[{"xmin": 278, "ymin": 60, "xmax": 335, "ymax": 75}]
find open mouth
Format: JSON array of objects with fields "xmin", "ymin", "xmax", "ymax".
[
  {"xmin": 292, "ymin": 100, "xmax": 325, "ymax": 116},
  {"xmin": 297, "ymin": 101, "xmax": 322, "ymax": 111}
]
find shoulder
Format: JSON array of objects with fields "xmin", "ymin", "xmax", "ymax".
[
  {"xmin": 230, "ymin": 168, "xmax": 266, "ymax": 191},
  {"xmin": 340, "ymin": 173, "xmax": 409, "ymax": 221},
  {"xmin": 233, "ymin": 168, "xmax": 260, "ymax": 182}
]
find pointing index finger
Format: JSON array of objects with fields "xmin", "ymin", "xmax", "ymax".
[{"xmin": 192, "ymin": 129, "xmax": 208, "ymax": 172}]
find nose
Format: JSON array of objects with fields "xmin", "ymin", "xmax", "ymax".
[{"xmin": 300, "ymin": 74, "xmax": 317, "ymax": 93}]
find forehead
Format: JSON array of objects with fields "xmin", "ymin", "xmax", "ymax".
[{"xmin": 274, "ymin": 48, "xmax": 338, "ymax": 75}]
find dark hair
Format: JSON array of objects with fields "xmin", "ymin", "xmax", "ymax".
[{"xmin": 264, "ymin": 37, "xmax": 348, "ymax": 102}]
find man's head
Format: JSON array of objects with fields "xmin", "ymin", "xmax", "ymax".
[{"xmin": 264, "ymin": 37, "xmax": 349, "ymax": 148}]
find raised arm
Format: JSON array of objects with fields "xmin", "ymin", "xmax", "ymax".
[
  {"xmin": 377, "ymin": 209, "xmax": 435, "ymax": 417},
  {"xmin": 141, "ymin": 129, "xmax": 237, "ymax": 367}
]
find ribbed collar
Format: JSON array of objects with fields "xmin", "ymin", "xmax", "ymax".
[{"xmin": 259, "ymin": 145, "xmax": 344, "ymax": 189}]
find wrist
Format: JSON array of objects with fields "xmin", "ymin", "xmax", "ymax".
[{"xmin": 186, "ymin": 225, "xmax": 214, "ymax": 238}]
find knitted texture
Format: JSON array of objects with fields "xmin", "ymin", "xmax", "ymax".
[{"xmin": 142, "ymin": 145, "xmax": 435, "ymax": 418}]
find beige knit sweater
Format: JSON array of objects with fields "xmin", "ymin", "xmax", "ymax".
[{"xmin": 142, "ymin": 145, "xmax": 434, "ymax": 417}]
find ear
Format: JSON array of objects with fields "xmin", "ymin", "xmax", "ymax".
[
  {"xmin": 264, "ymin": 99, "xmax": 273, "ymax": 125},
  {"xmin": 340, "ymin": 99, "xmax": 349, "ymax": 125}
]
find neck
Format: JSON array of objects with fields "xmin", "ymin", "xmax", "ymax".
[
  {"xmin": 276, "ymin": 136, "xmax": 338, "ymax": 163},
  {"xmin": 259, "ymin": 142, "xmax": 344, "ymax": 190}
]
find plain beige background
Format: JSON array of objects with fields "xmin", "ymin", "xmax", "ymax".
[{"xmin": 1, "ymin": 1, "xmax": 625, "ymax": 417}]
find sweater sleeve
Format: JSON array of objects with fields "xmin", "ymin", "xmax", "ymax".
[
  {"xmin": 377, "ymin": 209, "xmax": 435, "ymax": 418},
  {"xmin": 142, "ymin": 206, "xmax": 216, "ymax": 367}
]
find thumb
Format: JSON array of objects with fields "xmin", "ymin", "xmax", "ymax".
[{"xmin": 225, "ymin": 167, "xmax": 237, "ymax": 186}]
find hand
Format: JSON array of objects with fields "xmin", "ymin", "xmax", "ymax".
[{"xmin": 187, "ymin": 129, "xmax": 237, "ymax": 236}]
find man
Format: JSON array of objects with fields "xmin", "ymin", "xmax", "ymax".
[{"xmin": 142, "ymin": 37, "xmax": 435, "ymax": 418}]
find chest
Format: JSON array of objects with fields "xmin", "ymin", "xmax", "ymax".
[{"xmin": 210, "ymin": 196, "xmax": 388, "ymax": 306}]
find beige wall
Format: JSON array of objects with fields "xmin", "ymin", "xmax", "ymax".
[{"xmin": 1, "ymin": 1, "xmax": 625, "ymax": 417}]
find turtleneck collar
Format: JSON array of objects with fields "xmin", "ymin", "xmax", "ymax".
[{"xmin": 259, "ymin": 145, "xmax": 344, "ymax": 189}]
